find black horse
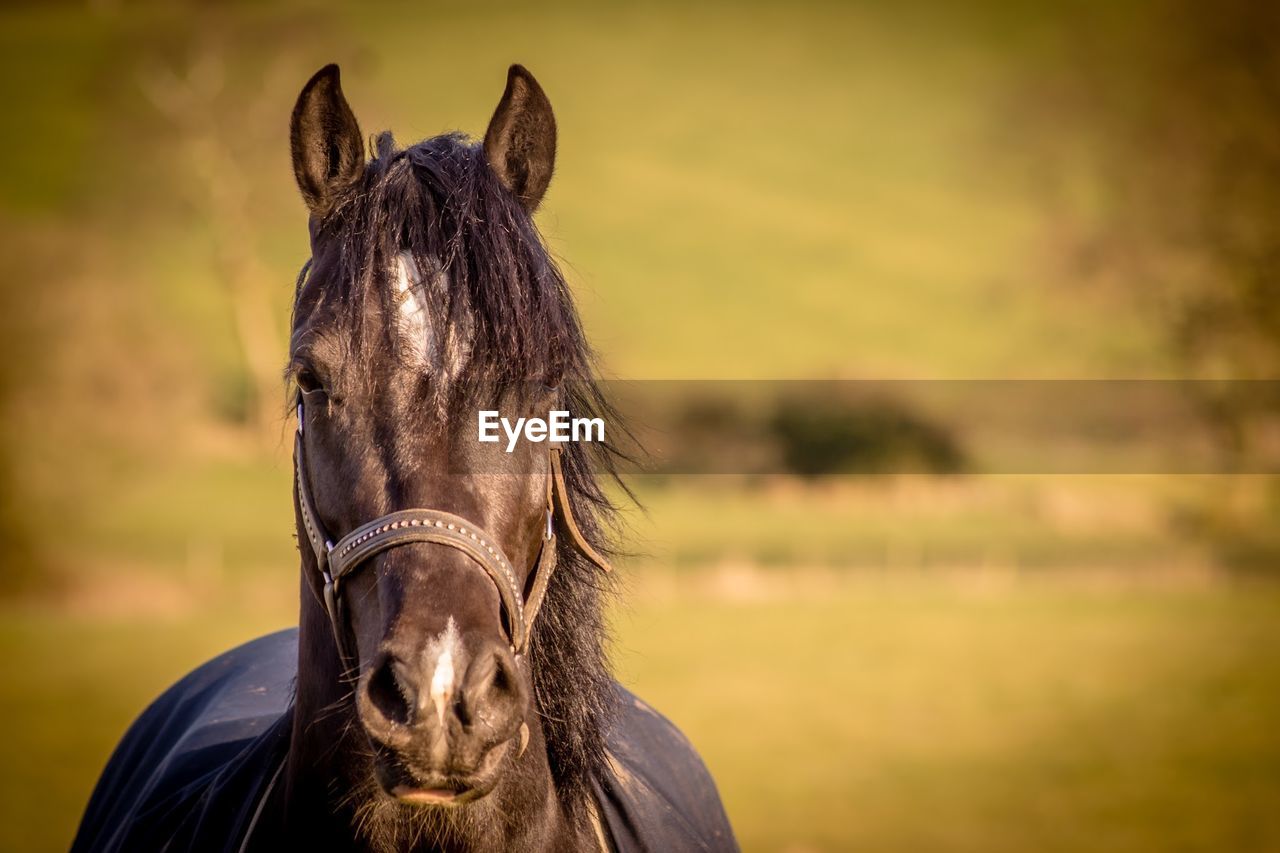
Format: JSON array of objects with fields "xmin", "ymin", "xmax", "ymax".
[{"xmin": 73, "ymin": 64, "xmax": 736, "ymax": 852}]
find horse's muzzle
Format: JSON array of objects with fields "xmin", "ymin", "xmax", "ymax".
[{"xmin": 356, "ymin": 633, "xmax": 528, "ymax": 803}]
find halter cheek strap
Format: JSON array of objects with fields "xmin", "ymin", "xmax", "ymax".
[{"xmin": 293, "ymin": 405, "xmax": 609, "ymax": 670}]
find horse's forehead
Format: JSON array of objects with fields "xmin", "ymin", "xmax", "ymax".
[
  {"xmin": 292, "ymin": 248, "xmax": 474, "ymax": 394},
  {"xmin": 292, "ymin": 249, "xmax": 436, "ymax": 346}
]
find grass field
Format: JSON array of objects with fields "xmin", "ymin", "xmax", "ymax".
[
  {"xmin": 2, "ymin": 2, "xmax": 1277, "ymax": 851},
  {"xmin": 4, "ymin": 569, "xmax": 1279, "ymax": 852}
]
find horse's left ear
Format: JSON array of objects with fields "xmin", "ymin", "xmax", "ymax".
[{"xmin": 484, "ymin": 65, "xmax": 557, "ymax": 213}]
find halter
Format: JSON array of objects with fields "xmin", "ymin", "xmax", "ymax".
[{"xmin": 293, "ymin": 401, "xmax": 611, "ymax": 672}]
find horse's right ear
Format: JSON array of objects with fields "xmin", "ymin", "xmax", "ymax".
[{"xmin": 290, "ymin": 64, "xmax": 364, "ymax": 218}]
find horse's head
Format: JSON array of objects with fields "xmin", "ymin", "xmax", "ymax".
[{"xmin": 285, "ymin": 64, "xmax": 611, "ymax": 816}]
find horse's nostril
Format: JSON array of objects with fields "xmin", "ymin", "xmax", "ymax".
[
  {"xmin": 367, "ymin": 654, "xmax": 415, "ymax": 727},
  {"xmin": 492, "ymin": 652, "xmax": 512, "ymax": 694},
  {"xmin": 459, "ymin": 644, "xmax": 526, "ymax": 731}
]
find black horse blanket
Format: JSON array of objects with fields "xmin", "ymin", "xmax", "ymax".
[{"xmin": 72, "ymin": 629, "xmax": 737, "ymax": 852}]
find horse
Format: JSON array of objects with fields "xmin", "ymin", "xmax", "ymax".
[{"xmin": 72, "ymin": 64, "xmax": 737, "ymax": 852}]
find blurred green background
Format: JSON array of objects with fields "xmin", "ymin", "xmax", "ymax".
[{"xmin": 3, "ymin": 1, "xmax": 1280, "ymax": 851}]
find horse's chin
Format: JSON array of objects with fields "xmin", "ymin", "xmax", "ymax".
[{"xmin": 349, "ymin": 759, "xmax": 507, "ymax": 853}]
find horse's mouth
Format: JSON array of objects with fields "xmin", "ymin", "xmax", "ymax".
[
  {"xmin": 390, "ymin": 783, "xmax": 475, "ymax": 805},
  {"xmin": 374, "ymin": 755, "xmax": 497, "ymax": 807}
]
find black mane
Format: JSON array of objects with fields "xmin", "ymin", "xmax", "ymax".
[{"xmin": 302, "ymin": 130, "xmax": 626, "ymax": 816}]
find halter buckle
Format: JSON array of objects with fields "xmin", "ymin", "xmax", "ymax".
[{"xmin": 544, "ymin": 508, "xmax": 554, "ymax": 541}]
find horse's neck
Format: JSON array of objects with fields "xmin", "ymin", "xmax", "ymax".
[{"xmin": 278, "ymin": 585, "xmax": 584, "ymax": 852}]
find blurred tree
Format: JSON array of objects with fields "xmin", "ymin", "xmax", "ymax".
[
  {"xmin": 1027, "ymin": 0, "xmax": 1280, "ymax": 459},
  {"xmin": 1019, "ymin": 0, "xmax": 1280, "ymax": 566},
  {"xmin": 138, "ymin": 42, "xmax": 297, "ymax": 440},
  {"xmin": 769, "ymin": 395, "xmax": 964, "ymax": 477}
]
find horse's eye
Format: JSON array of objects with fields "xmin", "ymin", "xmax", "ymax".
[{"xmin": 295, "ymin": 368, "xmax": 325, "ymax": 397}]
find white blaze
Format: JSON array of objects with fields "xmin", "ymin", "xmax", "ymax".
[
  {"xmin": 391, "ymin": 250, "xmax": 474, "ymax": 384},
  {"xmin": 423, "ymin": 616, "xmax": 460, "ymax": 726},
  {"xmin": 393, "ymin": 252, "xmax": 432, "ymax": 366}
]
